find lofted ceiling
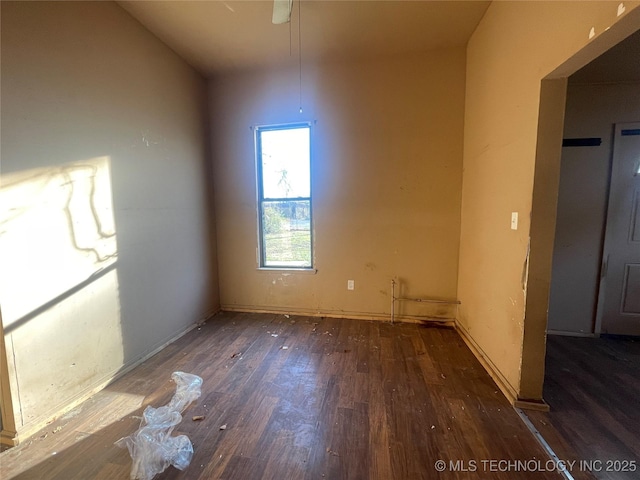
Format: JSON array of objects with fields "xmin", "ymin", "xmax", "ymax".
[{"xmin": 118, "ymin": 0, "xmax": 491, "ymax": 77}]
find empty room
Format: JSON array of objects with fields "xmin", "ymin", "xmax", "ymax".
[{"xmin": 1, "ymin": 1, "xmax": 638, "ymax": 479}]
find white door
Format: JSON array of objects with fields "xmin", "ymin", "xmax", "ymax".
[{"xmin": 597, "ymin": 123, "xmax": 640, "ymax": 335}]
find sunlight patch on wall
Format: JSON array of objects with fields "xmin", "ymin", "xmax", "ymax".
[
  {"xmin": 0, "ymin": 156, "xmax": 124, "ymax": 428},
  {"xmin": 0, "ymin": 156, "xmax": 117, "ymax": 326}
]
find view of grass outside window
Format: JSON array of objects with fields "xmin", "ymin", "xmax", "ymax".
[{"xmin": 257, "ymin": 124, "xmax": 312, "ymax": 268}]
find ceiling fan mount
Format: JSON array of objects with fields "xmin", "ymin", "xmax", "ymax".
[{"xmin": 272, "ymin": 0, "xmax": 293, "ymax": 24}]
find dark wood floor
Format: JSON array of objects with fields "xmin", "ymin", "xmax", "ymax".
[
  {"xmin": 0, "ymin": 312, "xmax": 561, "ymax": 479},
  {"xmin": 526, "ymin": 335, "xmax": 640, "ymax": 480}
]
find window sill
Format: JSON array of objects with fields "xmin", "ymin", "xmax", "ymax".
[{"xmin": 257, "ymin": 267, "xmax": 317, "ymax": 274}]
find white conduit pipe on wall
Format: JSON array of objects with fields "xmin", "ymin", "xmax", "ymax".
[{"xmin": 390, "ymin": 279, "xmax": 461, "ymax": 323}]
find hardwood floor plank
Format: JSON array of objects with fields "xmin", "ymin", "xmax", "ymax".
[
  {"xmin": 525, "ymin": 335, "xmax": 640, "ymax": 480},
  {"xmin": 0, "ymin": 313, "xmax": 563, "ymax": 480}
]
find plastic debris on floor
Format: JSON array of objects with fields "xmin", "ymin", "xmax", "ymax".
[{"xmin": 115, "ymin": 371, "xmax": 203, "ymax": 480}]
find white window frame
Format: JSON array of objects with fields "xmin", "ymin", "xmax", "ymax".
[{"xmin": 255, "ymin": 122, "xmax": 314, "ymax": 270}]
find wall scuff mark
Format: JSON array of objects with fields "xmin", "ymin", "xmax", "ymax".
[{"xmin": 521, "ymin": 240, "xmax": 530, "ymax": 295}]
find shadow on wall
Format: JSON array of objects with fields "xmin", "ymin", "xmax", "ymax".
[{"xmin": 0, "ymin": 156, "xmax": 125, "ymax": 428}]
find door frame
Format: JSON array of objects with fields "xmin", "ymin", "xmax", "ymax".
[
  {"xmin": 522, "ymin": 11, "xmax": 640, "ymax": 401},
  {"xmin": 0, "ymin": 307, "xmax": 19, "ymax": 447}
]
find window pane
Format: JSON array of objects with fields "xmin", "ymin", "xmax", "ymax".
[
  {"xmin": 262, "ymin": 200, "xmax": 311, "ymax": 267},
  {"xmin": 261, "ymin": 127, "xmax": 310, "ymax": 199}
]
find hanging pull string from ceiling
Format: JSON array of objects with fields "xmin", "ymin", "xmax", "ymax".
[
  {"xmin": 289, "ymin": 10, "xmax": 292, "ymax": 56},
  {"xmin": 298, "ymin": 0, "xmax": 303, "ymax": 114},
  {"xmin": 273, "ymin": 0, "xmax": 301, "ymax": 113}
]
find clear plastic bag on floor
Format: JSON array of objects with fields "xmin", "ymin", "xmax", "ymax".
[{"xmin": 115, "ymin": 371, "xmax": 203, "ymax": 480}]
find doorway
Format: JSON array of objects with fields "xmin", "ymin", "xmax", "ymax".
[
  {"xmin": 547, "ymin": 29, "xmax": 640, "ymax": 337},
  {"xmin": 533, "ymin": 28, "xmax": 640, "ymax": 478}
]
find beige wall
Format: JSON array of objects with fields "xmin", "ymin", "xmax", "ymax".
[
  {"xmin": 0, "ymin": 1, "xmax": 218, "ymax": 442},
  {"xmin": 210, "ymin": 49, "xmax": 466, "ymax": 320},
  {"xmin": 549, "ymin": 82, "xmax": 640, "ymax": 334},
  {"xmin": 458, "ymin": 1, "xmax": 640, "ymax": 402}
]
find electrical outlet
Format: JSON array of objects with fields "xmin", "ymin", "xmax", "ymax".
[
  {"xmin": 347, "ymin": 280, "xmax": 355, "ymax": 290},
  {"xmin": 511, "ymin": 212, "xmax": 518, "ymax": 230}
]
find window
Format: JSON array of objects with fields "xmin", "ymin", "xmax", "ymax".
[{"xmin": 256, "ymin": 123, "xmax": 312, "ymax": 268}]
